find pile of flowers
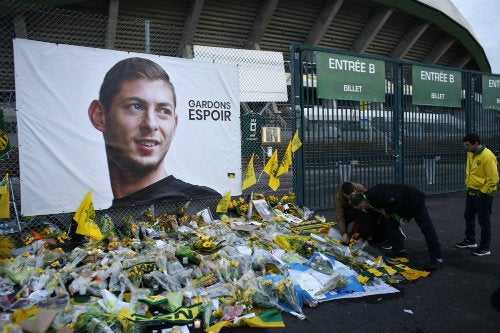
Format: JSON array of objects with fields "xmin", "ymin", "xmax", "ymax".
[{"xmin": 0, "ymin": 193, "xmax": 430, "ymax": 333}]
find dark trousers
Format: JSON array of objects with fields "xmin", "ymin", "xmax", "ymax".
[
  {"xmin": 464, "ymin": 192, "xmax": 494, "ymax": 250},
  {"xmin": 385, "ymin": 204, "xmax": 442, "ymax": 261}
]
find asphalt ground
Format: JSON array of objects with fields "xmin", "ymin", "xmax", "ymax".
[{"xmin": 236, "ymin": 191, "xmax": 500, "ymax": 333}]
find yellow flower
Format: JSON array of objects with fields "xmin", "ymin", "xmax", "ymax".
[
  {"xmin": 24, "ymin": 236, "xmax": 35, "ymax": 245},
  {"xmin": 239, "ymin": 203, "xmax": 249, "ymax": 213},
  {"xmin": 268, "ymin": 195, "xmax": 279, "ymax": 206},
  {"xmin": 212, "ymin": 306, "xmax": 223, "ymax": 317},
  {"xmin": 276, "ymin": 280, "xmax": 285, "ymax": 296},
  {"xmin": 57, "ymin": 232, "xmax": 69, "ymax": 244},
  {"xmin": 202, "ymin": 241, "xmax": 213, "ymax": 248},
  {"xmin": 262, "ymin": 280, "xmax": 273, "ymax": 287}
]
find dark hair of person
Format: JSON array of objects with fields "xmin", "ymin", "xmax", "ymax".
[
  {"xmin": 99, "ymin": 57, "xmax": 176, "ymax": 112},
  {"xmin": 351, "ymin": 192, "xmax": 367, "ymax": 206},
  {"xmin": 341, "ymin": 181, "xmax": 354, "ymax": 195},
  {"xmin": 463, "ymin": 133, "xmax": 481, "ymax": 145}
]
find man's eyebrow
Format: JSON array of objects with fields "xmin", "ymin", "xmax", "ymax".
[
  {"xmin": 157, "ymin": 102, "xmax": 175, "ymax": 108},
  {"xmin": 123, "ymin": 96, "xmax": 146, "ymax": 104},
  {"xmin": 123, "ymin": 97, "xmax": 174, "ymax": 108}
]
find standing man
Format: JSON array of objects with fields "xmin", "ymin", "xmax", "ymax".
[
  {"xmin": 88, "ymin": 57, "xmax": 220, "ymax": 208},
  {"xmin": 455, "ymin": 133, "xmax": 498, "ymax": 256},
  {"xmin": 351, "ymin": 184, "xmax": 443, "ymax": 269}
]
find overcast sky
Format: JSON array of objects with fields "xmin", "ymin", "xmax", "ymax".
[{"xmin": 449, "ymin": 0, "xmax": 500, "ymax": 74}]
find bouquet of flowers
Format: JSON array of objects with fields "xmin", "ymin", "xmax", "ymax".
[
  {"xmin": 276, "ymin": 276, "xmax": 303, "ymax": 316},
  {"xmin": 314, "ymin": 273, "xmax": 349, "ymax": 296},
  {"xmin": 227, "ymin": 197, "xmax": 249, "ymax": 217},
  {"xmin": 242, "ymin": 277, "xmax": 279, "ymax": 310},
  {"xmin": 309, "ymin": 253, "xmax": 334, "ymax": 275},
  {"xmin": 189, "ymin": 233, "xmax": 226, "ymax": 255}
]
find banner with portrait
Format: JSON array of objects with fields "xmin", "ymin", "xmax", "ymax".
[{"xmin": 14, "ymin": 39, "xmax": 241, "ymax": 215}]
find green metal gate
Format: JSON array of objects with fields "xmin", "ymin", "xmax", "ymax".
[{"xmin": 291, "ymin": 44, "xmax": 500, "ymax": 209}]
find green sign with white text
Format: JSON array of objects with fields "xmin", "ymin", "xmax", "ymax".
[
  {"xmin": 412, "ymin": 65, "xmax": 461, "ymax": 107},
  {"xmin": 482, "ymin": 75, "xmax": 500, "ymax": 110},
  {"xmin": 316, "ymin": 52, "xmax": 386, "ymax": 102}
]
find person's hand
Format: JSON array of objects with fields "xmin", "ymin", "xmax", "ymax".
[
  {"xmin": 342, "ymin": 233, "xmax": 350, "ymax": 244},
  {"xmin": 351, "ymin": 233, "xmax": 363, "ymax": 244}
]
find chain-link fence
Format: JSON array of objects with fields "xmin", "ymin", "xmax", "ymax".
[
  {"xmin": 0, "ymin": 0, "xmax": 295, "ymax": 246},
  {"xmin": 2, "ymin": 1, "xmax": 500, "ymax": 248},
  {"xmin": 291, "ymin": 45, "xmax": 500, "ymax": 208}
]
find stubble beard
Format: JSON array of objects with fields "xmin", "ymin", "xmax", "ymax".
[{"xmin": 107, "ymin": 144, "xmax": 168, "ymax": 182}]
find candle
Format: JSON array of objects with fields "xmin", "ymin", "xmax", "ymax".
[
  {"xmin": 194, "ymin": 319, "xmax": 201, "ymax": 329},
  {"xmin": 183, "ymin": 257, "xmax": 189, "ymax": 264}
]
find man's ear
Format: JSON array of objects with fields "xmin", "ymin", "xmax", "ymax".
[{"xmin": 88, "ymin": 100, "xmax": 106, "ymax": 132}]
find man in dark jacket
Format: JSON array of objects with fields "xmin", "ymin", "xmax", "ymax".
[{"xmin": 352, "ymin": 184, "xmax": 443, "ymax": 268}]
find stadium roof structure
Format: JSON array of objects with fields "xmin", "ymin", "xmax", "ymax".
[{"xmin": 14, "ymin": 0, "xmax": 491, "ymax": 72}]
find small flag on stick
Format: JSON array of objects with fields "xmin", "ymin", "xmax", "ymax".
[
  {"xmin": 216, "ymin": 190, "xmax": 232, "ymax": 213},
  {"xmin": 73, "ymin": 190, "xmax": 103, "ymax": 241},
  {"xmin": 242, "ymin": 153, "xmax": 257, "ymax": 190}
]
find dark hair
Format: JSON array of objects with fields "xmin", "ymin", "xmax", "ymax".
[
  {"xmin": 341, "ymin": 181, "xmax": 354, "ymax": 195},
  {"xmin": 99, "ymin": 57, "xmax": 176, "ymax": 112},
  {"xmin": 351, "ymin": 192, "xmax": 367, "ymax": 206},
  {"xmin": 463, "ymin": 133, "xmax": 481, "ymax": 145}
]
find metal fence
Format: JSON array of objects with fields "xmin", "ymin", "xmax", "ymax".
[
  {"xmin": 290, "ymin": 44, "xmax": 500, "ymax": 209},
  {"xmin": 0, "ymin": 1, "xmax": 294, "ymax": 245},
  {"xmin": 1, "ymin": 1, "xmax": 499, "ymax": 246}
]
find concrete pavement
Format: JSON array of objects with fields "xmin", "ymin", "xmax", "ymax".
[{"xmin": 237, "ymin": 191, "xmax": 500, "ymax": 333}]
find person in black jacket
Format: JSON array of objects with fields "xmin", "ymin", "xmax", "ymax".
[{"xmin": 351, "ymin": 184, "xmax": 443, "ymax": 268}]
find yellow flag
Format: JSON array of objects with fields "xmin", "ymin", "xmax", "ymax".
[
  {"xmin": 131, "ymin": 303, "xmax": 204, "ymax": 324},
  {"xmin": 73, "ymin": 190, "xmax": 103, "ymax": 241},
  {"xmin": 216, "ymin": 190, "xmax": 231, "ymax": 213},
  {"xmin": 264, "ymin": 149, "xmax": 278, "ymax": 175},
  {"xmin": 0, "ymin": 109, "xmax": 11, "ymax": 160},
  {"xmin": 276, "ymin": 141, "xmax": 292, "ymax": 177},
  {"xmin": 360, "ymin": 100, "xmax": 368, "ymax": 111},
  {"xmin": 206, "ymin": 309, "xmax": 285, "ymax": 333},
  {"xmin": 0, "ymin": 173, "xmax": 10, "ymax": 218},
  {"xmin": 268, "ymin": 174, "xmax": 280, "ymax": 191},
  {"xmin": 291, "ymin": 129, "xmax": 302, "ymax": 152},
  {"xmin": 242, "ymin": 153, "xmax": 257, "ymax": 190},
  {"xmin": 264, "ymin": 150, "xmax": 280, "ymax": 191}
]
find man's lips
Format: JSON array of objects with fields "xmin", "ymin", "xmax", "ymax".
[{"xmin": 136, "ymin": 139, "xmax": 160, "ymax": 147}]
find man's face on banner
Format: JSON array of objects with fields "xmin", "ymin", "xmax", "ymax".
[{"xmin": 103, "ymin": 78, "xmax": 178, "ymax": 174}]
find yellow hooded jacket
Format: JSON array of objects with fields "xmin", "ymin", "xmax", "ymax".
[{"xmin": 465, "ymin": 146, "xmax": 499, "ymax": 195}]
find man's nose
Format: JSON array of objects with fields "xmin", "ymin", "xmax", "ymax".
[{"xmin": 141, "ymin": 108, "xmax": 159, "ymax": 130}]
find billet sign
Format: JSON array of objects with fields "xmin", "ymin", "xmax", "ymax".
[
  {"xmin": 412, "ymin": 65, "xmax": 462, "ymax": 107},
  {"xmin": 482, "ymin": 75, "xmax": 500, "ymax": 110},
  {"xmin": 316, "ymin": 52, "xmax": 386, "ymax": 102}
]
